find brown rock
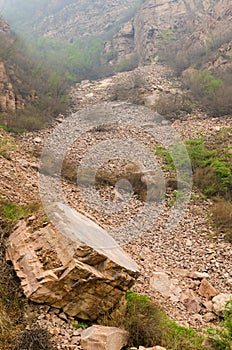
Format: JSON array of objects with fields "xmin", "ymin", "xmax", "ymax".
[
  {"xmin": 6, "ymin": 203, "xmax": 139, "ymax": 320},
  {"xmin": 81, "ymin": 325, "xmax": 128, "ymax": 350},
  {"xmin": 181, "ymin": 289, "xmax": 201, "ymax": 314},
  {"xmin": 198, "ymin": 279, "xmax": 217, "ymax": 300},
  {"xmin": 203, "ymin": 301, "xmax": 214, "ymax": 311},
  {"xmin": 203, "ymin": 312, "xmax": 217, "ymax": 322}
]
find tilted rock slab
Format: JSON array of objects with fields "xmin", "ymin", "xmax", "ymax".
[{"xmin": 6, "ymin": 203, "xmax": 139, "ymax": 320}]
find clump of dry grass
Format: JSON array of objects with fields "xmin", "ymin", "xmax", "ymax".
[
  {"xmin": 13, "ymin": 327, "xmax": 55, "ymax": 350},
  {"xmin": 211, "ymin": 199, "xmax": 232, "ymax": 242},
  {"xmin": 0, "ymin": 198, "xmax": 42, "ymax": 349},
  {"xmin": 0, "ymin": 229, "xmax": 25, "ymax": 350}
]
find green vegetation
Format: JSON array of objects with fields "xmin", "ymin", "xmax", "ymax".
[
  {"xmin": 104, "ymin": 290, "xmax": 206, "ymax": 349},
  {"xmin": 0, "ymin": 196, "xmax": 39, "ymax": 232},
  {"xmin": 0, "ymin": 30, "xmax": 112, "ymax": 131},
  {"xmin": 157, "ymin": 29, "xmax": 175, "ymax": 49},
  {"xmin": 0, "ymin": 136, "xmax": 16, "ymax": 159},
  {"xmin": 156, "ymin": 18, "xmax": 232, "ymax": 116},
  {"xmin": 183, "ymin": 68, "xmax": 232, "ymax": 116},
  {"xmin": 72, "ymin": 322, "xmax": 88, "ymax": 330},
  {"xmin": 191, "ymin": 69, "xmax": 223, "ymax": 97},
  {"xmin": 116, "ymin": 55, "xmax": 138, "ymax": 72},
  {"xmin": 155, "ymin": 131, "xmax": 232, "ymax": 241},
  {"xmin": 156, "ymin": 137, "xmax": 232, "ymax": 198},
  {"xmin": 207, "ymin": 300, "xmax": 232, "ymax": 349},
  {"xmin": 35, "ymin": 36, "xmax": 107, "ymax": 81},
  {"xmin": 0, "ymin": 31, "xmax": 69, "ymax": 130},
  {"xmin": 155, "ymin": 145, "xmax": 175, "ymax": 171},
  {"xmin": 0, "ymin": 200, "xmax": 28, "ymax": 221}
]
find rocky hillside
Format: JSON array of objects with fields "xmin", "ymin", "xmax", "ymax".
[
  {"xmin": 0, "ymin": 0, "xmax": 141, "ymax": 39},
  {"xmin": 0, "ymin": 69, "xmax": 232, "ymax": 348},
  {"xmin": 108, "ymin": 0, "xmax": 232, "ymax": 66},
  {"xmin": 0, "ymin": 18, "xmax": 24, "ymax": 112}
]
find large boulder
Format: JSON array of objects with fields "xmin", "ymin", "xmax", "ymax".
[
  {"xmin": 6, "ymin": 203, "xmax": 139, "ymax": 320},
  {"xmin": 81, "ymin": 325, "xmax": 128, "ymax": 350}
]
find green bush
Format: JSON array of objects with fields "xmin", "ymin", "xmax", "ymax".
[
  {"xmin": 0, "ymin": 136, "xmax": 16, "ymax": 159},
  {"xmin": 155, "ymin": 138, "xmax": 232, "ymax": 198},
  {"xmin": 104, "ymin": 291, "xmax": 205, "ymax": 349},
  {"xmin": 116, "ymin": 55, "xmax": 138, "ymax": 72},
  {"xmin": 192, "ymin": 70, "xmax": 223, "ymax": 97},
  {"xmin": 183, "ymin": 68, "xmax": 232, "ymax": 116}
]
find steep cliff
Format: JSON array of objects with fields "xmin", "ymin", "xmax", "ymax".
[
  {"xmin": 110, "ymin": 0, "xmax": 232, "ymax": 69},
  {"xmin": 0, "ymin": 18, "xmax": 23, "ymax": 112}
]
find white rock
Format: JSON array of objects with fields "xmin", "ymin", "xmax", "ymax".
[
  {"xmin": 34, "ymin": 137, "xmax": 42, "ymax": 143},
  {"xmin": 81, "ymin": 325, "xmax": 128, "ymax": 350},
  {"xmin": 188, "ymin": 271, "xmax": 210, "ymax": 279},
  {"xmin": 212, "ymin": 293, "xmax": 232, "ymax": 314},
  {"xmin": 151, "ymin": 272, "xmax": 181, "ymax": 299}
]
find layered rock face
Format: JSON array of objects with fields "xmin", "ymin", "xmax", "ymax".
[
  {"xmin": 110, "ymin": 0, "xmax": 232, "ymax": 65},
  {"xmin": 0, "ymin": 18, "xmax": 24, "ymax": 112},
  {"xmin": 6, "ymin": 203, "xmax": 139, "ymax": 320},
  {"xmin": 0, "ymin": 19, "xmax": 16, "ymax": 111},
  {"xmin": 0, "ymin": 61, "xmax": 19, "ymax": 112}
]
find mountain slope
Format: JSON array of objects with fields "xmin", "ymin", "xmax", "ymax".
[
  {"xmin": 0, "ymin": 0, "xmax": 141, "ymax": 39},
  {"xmin": 108, "ymin": 0, "xmax": 232, "ymax": 66}
]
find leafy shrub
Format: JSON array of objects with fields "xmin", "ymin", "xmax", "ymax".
[
  {"xmin": 116, "ymin": 54, "xmax": 138, "ymax": 72},
  {"xmin": 185, "ymin": 138, "xmax": 215, "ymax": 168},
  {"xmin": 184, "ymin": 138, "xmax": 231, "ymax": 198},
  {"xmin": 104, "ymin": 291, "xmax": 205, "ymax": 349},
  {"xmin": 191, "ymin": 69, "xmax": 223, "ymax": 97},
  {"xmin": 155, "ymin": 138, "xmax": 232, "ymax": 198},
  {"xmin": 183, "ymin": 68, "xmax": 232, "ymax": 116}
]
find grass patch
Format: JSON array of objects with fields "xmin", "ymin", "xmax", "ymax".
[
  {"xmin": 156, "ymin": 137, "xmax": 232, "ymax": 199},
  {"xmin": 207, "ymin": 300, "xmax": 232, "ymax": 349},
  {"xmin": 0, "ymin": 136, "xmax": 17, "ymax": 160},
  {"xmin": 104, "ymin": 290, "xmax": 206, "ymax": 349},
  {"xmin": 72, "ymin": 322, "xmax": 88, "ymax": 330}
]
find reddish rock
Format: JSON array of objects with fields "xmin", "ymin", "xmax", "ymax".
[{"xmin": 198, "ymin": 279, "xmax": 217, "ymax": 300}]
